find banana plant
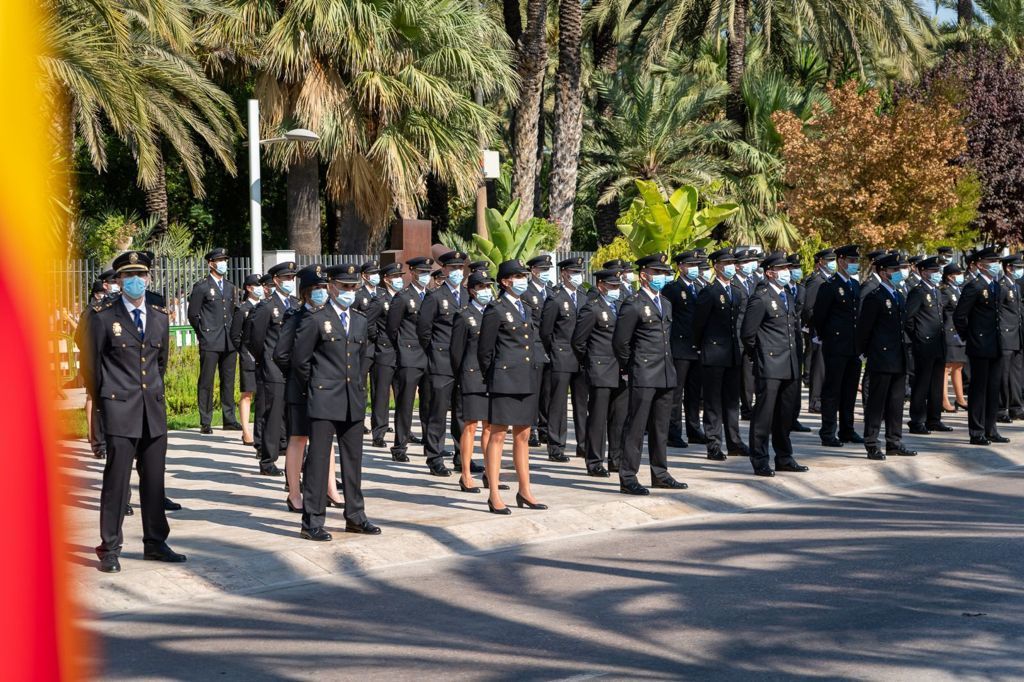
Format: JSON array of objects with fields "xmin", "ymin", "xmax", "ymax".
[
  {"xmin": 471, "ymin": 198, "xmax": 547, "ymax": 275},
  {"xmin": 616, "ymin": 179, "xmax": 738, "ymax": 258}
]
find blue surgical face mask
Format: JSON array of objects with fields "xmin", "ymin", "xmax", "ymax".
[
  {"xmin": 368, "ymin": 274, "xmax": 381, "ymax": 287},
  {"xmin": 250, "ymin": 287, "xmax": 264, "ymax": 300},
  {"xmin": 685, "ymin": 266, "xmax": 699, "ymax": 280},
  {"xmin": 701, "ymin": 268, "xmax": 715, "ymax": 282},
  {"xmin": 417, "ymin": 273, "xmax": 431, "ymax": 287},
  {"xmin": 954, "ymin": 274, "xmax": 965, "ymax": 286},
  {"xmin": 474, "ymin": 288, "xmax": 493, "ymax": 305},
  {"xmin": 890, "ymin": 269, "xmax": 904, "ymax": 285},
  {"xmin": 776, "ymin": 269, "xmax": 792, "ymax": 286},
  {"xmin": 510, "ymin": 277, "xmax": 529, "ymax": 296},
  {"xmin": 1015, "ymin": 268, "xmax": 1024, "ymax": 280},
  {"xmin": 335, "ymin": 290, "xmax": 356, "ymax": 308},
  {"xmin": 741, "ymin": 261, "xmax": 757, "ymax": 275},
  {"xmin": 278, "ymin": 279, "xmax": 296, "ymax": 296},
  {"xmin": 538, "ymin": 268, "xmax": 553, "ymax": 284},
  {"xmin": 391, "ymin": 277, "xmax": 405, "ymax": 291},
  {"xmin": 605, "ymin": 288, "xmax": 621, "ymax": 302},
  {"xmin": 214, "ymin": 260, "xmax": 228, "ymax": 276},
  {"xmin": 447, "ymin": 269, "xmax": 464, "ymax": 287},
  {"xmin": 929, "ymin": 272, "xmax": 942, "ymax": 285},
  {"xmin": 825, "ymin": 260, "xmax": 837, "ymax": 273},
  {"xmin": 568, "ymin": 273, "xmax": 583, "ymax": 288},
  {"xmin": 122, "ymin": 276, "xmax": 146, "ymax": 300},
  {"xmin": 722, "ymin": 264, "xmax": 737, "ymax": 280},
  {"xmin": 791, "ymin": 268, "xmax": 803, "ymax": 281},
  {"xmin": 987, "ymin": 262, "xmax": 1002, "ymax": 278},
  {"xmin": 650, "ymin": 274, "xmax": 669, "ymax": 291},
  {"xmin": 846, "ymin": 262, "xmax": 861, "ymax": 276},
  {"xmin": 310, "ymin": 288, "xmax": 329, "ymax": 306}
]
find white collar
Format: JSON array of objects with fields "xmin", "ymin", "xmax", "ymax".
[
  {"xmin": 122, "ymin": 296, "xmax": 145, "ymax": 314},
  {"xmin": 472, "ymin": 299, "xmax": 487, "ymax": 312}
]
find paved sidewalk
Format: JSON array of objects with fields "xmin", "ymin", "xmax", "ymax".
[{"xmin": 62, "ymin": 403, "xmax": 1024, "ymax": 618}]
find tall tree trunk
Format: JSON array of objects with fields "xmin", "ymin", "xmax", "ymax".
[
  {"xmin": 503, "ymin": 0, "xmax": 522, "ymax": 43},
  {"xmin": 549, "ymin": 0, "xmax": 585, "ymax": 249},
  {"xmin": 534, "ymin": 75, "xmax": 547, "ymax": 219},
  {"xmin": 425, "ymin": 173, "xmax": 450, "ymax": 241},
  {"xmin": 286, "ymin": 151, "xmax": 321, "ymax": 256},
  {"xmin": 725, "ymin": 0, "xmax": 749, "ymax": 131},
  {"xmin": 511, "ymin": 0, "xmax": 548, "ymax": 224},
  {"xmin": 595, "ymin": 200, "xmax": 620, "ymax": 246},
  {"xmin": 337, "ymin": 200, "xmax": 371, "ymax": 254},
  {"xmin": 326, "ymin": 197, "xmax": 341, "ymax": 253},
  {"xmin": 592, "ymin": 14, "xmax": 620, "ymax": 247},
  {"xmin": 958, "ymin": 0, "xmax": 974, "ymax": 26},
  {"xmin": 143, "ymin": 145, "xmax": 169, "ymax": 241}
]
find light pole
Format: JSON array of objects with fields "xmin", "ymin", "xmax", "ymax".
[{"xmin": 247, "ymin": 99, "xmax": 320, "ymax": 272}]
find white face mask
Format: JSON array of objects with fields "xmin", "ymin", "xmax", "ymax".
[
  {"xmin": 568, "ymin": 273, "xmax": 583, "ymax": 288},
  {"xmin": 108, "ymin": 283, "xmax": 121, "ymax": 294},
  {"xmin": 214, "ymin": 260, "xmax": 228, "ymax": 276}
]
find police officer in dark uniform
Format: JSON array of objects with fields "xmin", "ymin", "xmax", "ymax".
[
  {"xmin": 941, "ymin": 263, "xmax": 969, "ymax": 412},
  {"xmin": 572, "ymin": 269, "xmax": 624, "ymax": 477},
  {"xmin": 954, "ymin": 247, "xmax": 1009, "ymax": 445},
  {"xmin": 187, "ymin": 247, "xmax": 241, "ymax": 433},
  {"xmin": 741, "ymin": 252, "xmax": 808, "ymax": 477},
  {"xmin": 77, "ymin": 276, "xmax": 113, "ymax": 459},
  {"xmin": 906, "ymin": 257, "xmax": 951, "ymax": 434},
  {"xmin": 802, "ymin": 249, "xmax": 836, "ymax": 414},
  {"xmin": 86, "ymin": 251, "xmax": 186, "ymax": 573},
  {"xmin": 540, "ymin": 256, "xmax": 589, "ymax": 462},
  {"xmin": 246, "ymin": 261, "xmax": 300, "ymax": 476},
  {"xmin": 244, "ymin": 274, "xmax": 275, "ymax": 455},
  {"xmin": 694, "ymin": 248, "xmax": 747, "ymax": 461},
  {"xmin": 997, "ymin": 254, "xmax": 1024, "ymax": 422},
  {"xmin": 857, "ymin": 253, "xmax": 917, "ymax": 460},
  {"xmin": 613, "ymin": 253, "xmax": 686, "ymax": 495},
  {"xmin": 369, "ymin": 263, "xmax": 403, "ymax": 447},
  {"xmin": 733, "ymin": 248, "xmax": 759, "ymax": 420},
  {"xmin": 812, "ymin": 244, "xmax": 864, "ymax": 447},
  {"xmin": 387, "ymin": 257, "xmax": 436, "ymax": 466},
  {"xmin": 291, "ymin": 263, "xmax": 381, "ymax": 540},
  {"xmin": 525, "ymin": 254, "xmax": 554, "ymax": 446},
  {"xmin": 783, "ymin": 253, "xmax": 811, "ymax": 432},
  {"xmin": 354, "ymin": 261, "xmax": 382, "ymax": 434},
  {"xmin": 418, "ymin": 250, "xmax": 472, "ymax": 474},
  {"xmin": 602, "ymin": 259, "xmax": 637, "ymax": 470},
  {"xmin": 230, "ymin": 274, "xmax": 264, "ymax": 446},
  {"xmin": 663, "ymin": 251, "xmax": 707, "ymax": 448}
]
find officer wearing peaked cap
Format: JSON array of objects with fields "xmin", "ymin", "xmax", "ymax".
[
  {"xmin": 663, "ymin": 251, "xmax": 708, "ymax": 448},
  {"xmin": 355, "ymin": 261, "xmax": 383, "ymax": 420},
  {"xmin": 525, "ymin": 253, "xmax": 554, "ymax": 446},
  {"xmin": 803, "ymin": 248, "xmax": 836, "ymax": 414},
  {"xmin": 906, "ymin": 256, "xmax": 951, "ymax": 434},
  {"xmin": 997, "ymin": 254, "xmax": 1024, "ymax": 422},
  {"xmin": 784, "ymin": 252, "xmax": 811, "ymax": 433},
  {"xmin": 230, "ymin": 274, "xmax": 265, "ymax": 447},
  {"xmin": 84, "ymin": 251, "xmax": 185, "ymax": 573},
  {"xmin": 368, "ymin": 263, "xmax": 404, "ymax": 446}
]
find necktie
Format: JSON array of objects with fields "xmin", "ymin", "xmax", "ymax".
[
  {"xmin": 132, "ymin": 308, "xmax": 144, "ymax": 340},
  {"xmin": 780, "ymin": 289, "xmax": 788, "ymax": 312},
  {"xmin": 571, "ymin": 291, "xmax": 577, "ymax": 309},
  {"xmin": 217, "ymin": 279, "xmax": 223, "ymax": 293},
  {"xmin": 653, "ymin": 293, "xmax": 662, "ymax": 315},
  {"xmin": 453, "ymin": 289, "xmax": 460, "ymax": 307},
  {"xmin": 517, "ymin": 299, "xmax": 526, "ymax": 321},
  {"xmin": 419, "ymin": 290, "xmax": 425, "ymax": 302},
  {"xmin": 340, "ymin": 311, "xmax": 348, "ymax": 336},
  {"xmin": 724, "ymin": 284, "xmax": 732, "ymax": 303},
  {"xmin": 284, "ymin": 298, "xmax": 290, "ymax": 311}
]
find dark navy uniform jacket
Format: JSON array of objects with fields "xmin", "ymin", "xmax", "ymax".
[
  {"xmin": 187, "ymin": 273, "xmax": 236, "ymax": 352},
  {"xmin": 662, "ymin": 277, "xmax": 700, "ymax": 361},
  {"xmin": 540, "ymin": 286, "xmax": 585, "ymax": 373},
  {"xmin": 905, "ymin": 282, "xmax": 945, "ymax": 358},
  {"xmin": 230, "ymin": 298, "xmax": 258, "ymax": 373},
  {"xmin": 387, "ymin": 285, "xmax": 429, "ymax": 370},
  {"xmin": 478, "ymin": 294, "xmax": 543, "ymax": 395},
  {"xmin": 813, "ymin": 273, "xmax": 861, "ymax": 358},
  {"xmin": 954, "ymin": 275, "xmax": 1002, "ymax": 359},
  {"xmin": 612, "ymin": 288, "xmax": 675, "ymax": 389},
  {"xmin": 571, "ymin": 294, "xmax": 621, "ymax": 389},
  {"xmin": 291, "ymin": 304, "xmax": 369, "ymax": 422},
  {"xmin": 857, "ymin": 285, "xmax": 908, "ymax": 374},
  {"xmin": 693, "ymin": 279, "xmax": 743, "ymax": 368},
  {"xmin": 417, "ymin": 282, "xmax": 469, "ymax": 377},
  {"xmin": 450, "ymin": 302, "xmax": 487, "ymax": 394},
  {"xmin": 740, "ymin": 283, "xmax": 800, "ymax": 380},
  {"xmin": 247, "ymin": 293, "xmax": 300, "ymax": 384}
]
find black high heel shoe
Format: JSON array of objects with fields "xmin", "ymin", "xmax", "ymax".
[
  {"xmin": 286, "ymin": 497, "xmax": 302, "ymax": 513},
  {"xmin": 459, "ymin": 478, "xmax": 480, "ymax": 493},
  {"xmin": 516, "ymin": 492, "xmax": 548, "ymax": 510},
  {"xmin": 482, "ymin": 473, "xmax": 509, "ymax": 491},
  {"xmin": 487, "ymin": 498, "xmax": 512, "ymax": 515},
  {"xmin": 327, "ymin": 497, "xmax": 345, "ymax": 508}
]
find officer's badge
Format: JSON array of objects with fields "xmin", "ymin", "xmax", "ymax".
[
  {"xmin": 506, "ymin": 312, "xmax": 514, "ymax": 322},
  {"xmin": 643, "ymin": 305, "xmax": 652, "ymax": 317},
  {"xmin": 681, "ymin": 291, "xmax": 687, "ymax": 300},
  {"xmin": 601, "ymin": 311, "xmax": 609, "ymax": 322},
  {"xmin": 838, "ymin": 286, "xmax": 846, "ymax": 297},
  {"xmin": 885, "ymin": 299, "xmax": 893, "ymax": 309},
  {"xmin": 129, "ymin": 252, "xmax": 139, "ymax": 264},
  {"xmin": 112, "ymin": 322, "xmax": 122, "ymax": 336},
  {"xmin": 952, "ymin": 295, "xmax": 958, "ymax": 303},
  {"xmin": 442, "ymin": 299, "xmax": 449, "ymax": 311},
  {"xmin": 1011, "ymin": 290, "xmax": 1015, "ymax": 300},
  {"xmin": 926, "ymin": 293, "xmax": 932, "ymax": 304},
  {"xmin": 273, "ymin": 308, "xmax": 280, "ymax": 318},
  {"xmin": 983, "ymin": 288, "xmax": 989, "ymax": 299},
  {"xmin": 468, "ymin": 317, "xmax": 477, "ymax": 327},
  {"xmin": 771, "ymin": 300, "xmax": 778, "ymax": 311},
  {"xmin": 324, "ymin": 320, "xmax": 332, "ymax": 334},
  {"xmin": 719, "ymin": 294, "xmax": 725, "ymax": 305},
  {"xmin": 384, "ymin": 301, "xmax": 390, "ymax": 311},
  {"xmin": 210, "ymin": 287, "xmax": 216, "ymax": 297},
  {"xmin": 531, "ymin": 295, "xmax": 539, "ymax": 305},
  {"xmin": 563, "ymin": 300, "xmax": 570, "ymax": 312},
  {"xmin": 409, "ymin": 300, "xmax": 416, "ymax": 311}
]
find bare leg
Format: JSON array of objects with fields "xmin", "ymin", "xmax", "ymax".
[
  {"xmin": 952, "ymin": 363, "xmax": 966, "ymax": 406},
  {"xmin": 460, "ymin": 420, "xmax": 481, "ymax": 488},
  {"xmin": 512, "ymin": 425, "xmax": 539, "ymax": 504},
  {"xmin": 84, "ymin": 394, "xmax": 93, "ymax": 443},
  {"xmin": 327, "ymin": 443, "xmax": 342, "ymax": 504},
  {"xmin": 285, "ymin": 436, "xmax": 306, "ymax": 508},
  {"xmin": 942, "ymin": 365, "xmax": 954, "ymax": 411},
  {"xmin": 239, "ymin": 392, "xmax": 253, "ymax": 442},
  {"xmin": 485, "ymin": 423, "xmax": 508, "ymax": 509}
]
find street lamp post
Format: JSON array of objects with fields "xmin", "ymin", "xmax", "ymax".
[{"xmin": 247, "ymin": 99, "xmax": 320, "ymax": 273}]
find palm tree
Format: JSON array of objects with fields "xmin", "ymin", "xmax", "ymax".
[
  {"xmin": 549, "ymin": 0, "xmax": 585, "ymax": 247},
  {"xmin": 976, "ymin": 0, "xmax": 1024, "ymax": 56},
  {"xmin": 510, "ymin": 0, "xmax": 549, "ymax": 224},
  {"xmin": 960, "ymin": 0, "xmax": 976, "ymax": 26}
]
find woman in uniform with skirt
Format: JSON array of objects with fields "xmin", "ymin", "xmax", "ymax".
[
  {"xmin": 941, "ymin": 263, "xmax": 969, "ymax": 412},
  {"xmin": 450, "ymin": 271, "xmax": 495, "ymax": 493},
  {"xmin": 230, "ymin": 274, "xmax": 263, "ymax": 446},
  {"xmin": 477, "ymin": 260, "xmax": 548, "ymax": 514}
]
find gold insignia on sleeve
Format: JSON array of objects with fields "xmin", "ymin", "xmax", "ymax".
[
  {"xmin": 324, "ymin": 320, "xmax": 332, "ymax": 334},
  {"xmin": 112, "ymin": 322, "xmax": 122, "ymax": 336}
]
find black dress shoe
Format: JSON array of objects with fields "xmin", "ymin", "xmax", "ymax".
[
  {"xmin": 286, "ymin": 496, "xmax": 302, "ymax": 513},
  {"xmin": 619, "ymin": 481, "xmax": 650, "ymax": 496},
  {"xmin": 1011, "ymin": 410, "xmax": 1024, "ymax": 420},
  {"xmin": 740, "ymin": 411, "xmax": 751, "ymax": 421},
  {"xmin": 93, "ymin": 450, "xmax": 106, "ymax": 459},
  {"xmin": 300, "ymin": 527, "xmax": 333, "ymax": 542},
  {"xmin": 926, "ymin": 422, "xmax": 954, "ymax": 432},
  {"xmin": 653, "ymin": 478, "xmax": 688, "ymax": 489},
  {"xmin": 516, "ymin": 492, "xmax": 548, "ymax": 509},
  {"xmin": 345, "ymin": 520, "xmax": 382, "ymax": 535},
  {"xmin": 487, "ymin": 498, "xmax": 512, "ymax": 515},
  {"xmin": 727, "ymin": 446, "xmax": 751, "ymax": 458},
  {"xmin": 163, "ymin": 498, "xmax": 182, "ymax": 511},
  {"xmin": 371, "ymin": 438, "xmax": 386, "ymax": 448},
  {"xmin": 124, "ymin": 504, "xmax": 133, "ymax": 516},
  {"xmin": 99, "ymin": 555, "xmax": 121, "ymax": 573},
  {"xmin": 866, "ymin": 447, "xmax": 887, "ymax": 460},
  {"xmin": 969, "ymin": 437, "xmax": 991, "ymax": 446},
  {"xmin": 143, "ymin": 543, "xmax": 187, "ymax": 562},
  {"xmin": 392, "ymin": 452, "xmax": 410, "ymax": 463},
  {"xmin": 688, "ymin": 433, "xmax": 710, "ymax": 445},
  {"xmin": 429, "ymin": 464, "xmax": 453, "ymax": 477},
  {"xmin": 327, "ymin": 497, "xmax": 345, "ymax": 508},
  {"xmin": 538, "ymin": 433, "xmax": 549, "ymax": 444},
  {"xmin": 997, "ymin": 414, "xmax": 1013, "ymax": 424},
  {"xmin": 808, "ymin": 406, "xmax": 822, "ymax": 414},
  {"xmin": 707, "ymin": 450, "xmax": 727, "ymax": 461},
  {"xmin": 988, "ymin": 434, "xmax": 1011, "ymax": 444},
  {"xmin": 667, "ymin": 438, "xmax": 688, "ymax": 448},
  {"xmin": 335, "ymin": 478, "xmax": 343, "ymax": 491},
  {"xmin": 775, "ymin": 461, "xmax": 809, "ymax": 472},
  {"xmin": 482, "ymin": 474, "xmax": 509, "ymax": 490},
  {"xmin": 528, "ymin": 436, "xmax": 541, "ymax": 447},
  {"xmin": 441, "ymin": 450, "xmax": 455, "ymax": 459},
  {"xmin": 607, "ymin": 462, "xmax": 620, "ymax": 473},
  {"xmin": 259, "ymin": 465, "xmax": 284, "ymax": 477},
  {"xmin": 387, "ymin": 426, "xmax": 394, "ymax": 433},
  {"xmin": 548, "ymin": 453, "xmax": 571, "ymax": 463},
  {"xmin": 790, "ymin": 422, "xmax": 811, "ymax": 433},
  {"xmin": 459, "ymin": 478, "xmax": 480, "ymax": 493},
  {"xmin": 753, "ymin": 467, "xmax": 775, "ymax": 477},
  {"xmin": 409, "ymin": 435, "xmax": 423, "ymax": 444},
  {"xmin": 364, "ymin": 426, "xmax": 371, "ymax": 434},
  {"xmin": 907, "ymin": 425, "xmax": 931, "ymax": 435},
  {"xmin": 200, "ymin": 425, "xmax": 214, "ymax": 435},
  {"xmin": 841, "ymin": 432, "xmax": 865, "ymax": 444},
  {"xmin": 587, "ymin": 466, "xmax": 610, "ymax": 478},
  {"xmin": 821, "ymin": 437, "xmax": 844, "ymax": 447},
  {"xmin": 887, "ymin": 445, "xmax": 918, "ymax": 457},
  {"xmin": 223, "ymin": 422, "xmax": 243, "ymax": 431}
]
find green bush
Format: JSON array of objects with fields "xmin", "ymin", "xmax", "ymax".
[{"xmin": 164, "ymin": 339, "xmax": 240, "ymax": 418}]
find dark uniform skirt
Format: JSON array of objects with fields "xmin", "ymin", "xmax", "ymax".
[
  {"xmin": 462, "ymin": 391, "xmax": 489, "ymax": 423},
  {"xmin": 945, "ymin": 338, "xmax": 968, "ymax": 364},
  {"xmin": 287, "ymin": 403, "xmax": 311, "ymax": 438},
  {"xmin": 240, "ymin": 367, "xmax": 257, "ymax": 393},
  {"xmin": 488, "ymin": 392, "xmax": 539, "ymax": 427}
]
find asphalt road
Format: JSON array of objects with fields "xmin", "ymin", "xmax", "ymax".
[{"xmin": 89, "ymin": 470, "xmax": 1024, "ymax": 681}]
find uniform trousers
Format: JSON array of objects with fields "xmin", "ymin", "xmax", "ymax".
[
  {"xmin": 450, "ymin": 384, "xmax": 467, "ymax": 464},
  {"xmin": 533, "ymin": 365, "xmax": 551, "ymax": 441},
  {"xmin": 303, "ymin": 418, "xmax": 366, "ymax": 531},
  {"xmin": 791, "ymin": 355, "xmax": 805, "ymax": 426},
  {"xmin": 999, "ymin": 350, "xmax": 1023, "ymax": 417},
  {"xmin": 370, "ymin": 362, "xmax": 396, "ymax": 440},
  {"xmin": 607, "ymin": 379, "xmax": 627, "ymax": 466},
  {"xmin": 968, "ymin": 355, "xmax": 1002, "ymax": 439},
  {"xmin": 252, "ymin": 380, "xmax": 264, "ymax": 450},
  {"xmin": 97, "ymin": 418, "xmax": 169, "ymax": 558},
  {"xmin": 424, "ymin": 374, "xmax": 455, "ymax": 467},
  {"xmin": 807, "ymin": 341, "xmax": 824, "ymax": 411},
  {"xmin": 393, "ymin": 366, "xmax": 425, "ymax": 456},
  {"xmin": 88, "ymin": 394, "xmax": 107, "ymax": 456},
  {"xmin": 258, "ymin": 379, "xmax": 286, "ymax": 472},
  {"xmin": 740, "ymin": 350, "xmax": 755, "ymax": 416},
  {"xmin": 547, "ymin": 370, "xmax": 588, "ymax": 458},
  {"xmin": 863, "ymin": 371, "xmax": 906, "ymax": 450},
  {"xmin": 748, "ymin": 376, "xmax": 798, "ymax": 469},
  {"xmin": 198, "ymin": 349, "xmax": 237, "ymax": 427},
  {"xmin": 618, "ymin": 385, "xmax": 672, "ymax": 485},
  {"xmin": 819, "ymin": 353, "xmax": 861, "ymax": 439},
  {"xmin": 909, "ymin": 352, "xmax": 944, "ymax": 427},
  {"xmin": 669, "ymin": 358, "xmax": 702, "ymax": 441},
  {"xmin": 584, "ymin": 383, "xmax": 627, "ymax": 471},
  {"xmin": 702, "ymin": 365, "xmax": 744, "ymax": 455}
]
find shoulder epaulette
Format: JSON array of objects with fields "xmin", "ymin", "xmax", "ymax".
[{"xmin": 150, "ymin": 304, "xmax": 168, "ymax": 315}]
